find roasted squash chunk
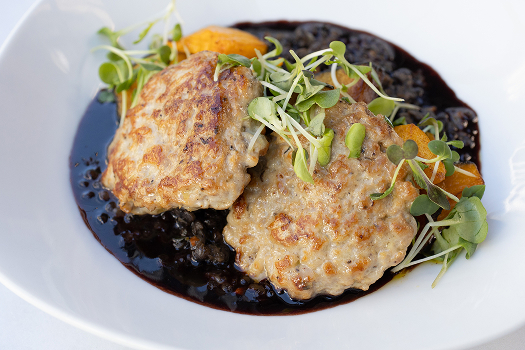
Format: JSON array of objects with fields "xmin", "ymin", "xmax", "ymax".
[
  {"xmin": 394, "ymin": 124, "xmax": 446, "ymax": 184},
  {"xmin": 176, "ymin": 26, "xmax": 267, "ymax": 58},
  {"xmin": 438, "ymin": 163, "xmax": 484, "ymax": 196},
  {"xmin": 436, "ymin": 163, "xmax": 484, "ymax": 220}
]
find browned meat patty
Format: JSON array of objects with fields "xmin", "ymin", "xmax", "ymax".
[
  {"xmin": 101, "ymin": 51, "xmax": 268, "ymax": 214},
  {"xmin": 223, "ymin": 102, "xmax": 418, "ymax": 300}
]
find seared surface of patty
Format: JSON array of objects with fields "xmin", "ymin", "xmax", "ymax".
[
  {"xmin": 223, "ymin": 102, "xmax": 418, "ymax": 300},
  {"xmin": 101, "ymin": 51, "xmax": 268, "ymax": 214}
]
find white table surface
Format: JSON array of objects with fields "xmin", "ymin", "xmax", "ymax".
[{"xmin": 1, "ymin": 1, "xmax": 524, "ymax": 349}]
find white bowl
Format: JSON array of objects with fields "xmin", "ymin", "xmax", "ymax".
[{"xmin": 0, "ymin": 0, "xmax": 524, "ymax": 349}]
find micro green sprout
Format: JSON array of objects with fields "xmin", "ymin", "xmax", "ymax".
[
  {"xmin": 371, "ymin": 137, "xmax": 460, "ymax": 210},
  {"xmin": 93, "ymin": 0, "xmax": 183, "ymax": 123},
  {"xmin": 392, "ymin": 185, "xmax": 488, "ymax": 287},
  {"xmin": 328, "ymin": 41, "xmax": 403, "ymax": 103},
  {"xmin": 213, "ymin": 54, "xmax": 251, "ymax": 81},
  {"xmin": 241, "ymin": 36, "xmax": 415, "ymax": 182},
  {"xmin": 370, "ymin": 140, "xmax": 417, "ymax": 200}
]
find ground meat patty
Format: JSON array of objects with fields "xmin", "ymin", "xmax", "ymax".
[
  {"xmin": 101, "ymin": 51, "xmax": 268, "ymax": 214},
  {"xmin": 223, "ymin": 102, "xmax": 418, "ymax": 300}
]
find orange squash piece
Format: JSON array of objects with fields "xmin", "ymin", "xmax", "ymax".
[
  {"xmin": 437, "ymin": 163, "xmax": 484, "ymax": 196},
  {"xmin": 176, "ymin": 26, "xmax": 267, "ymax": 58},
  {"xmin": 394, "ymin": 124, "xmax": 446, "ymax": 184},
  {"xmin": 436, "ymin": 163, "xmax": 484, "ymax": 220}
]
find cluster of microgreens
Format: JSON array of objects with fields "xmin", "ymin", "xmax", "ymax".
[
  {"xmin": 214, "ymin": 40, "xmax": 413, "ymax": 183},
  {"xmin": 92, "ymin": 2, "xmax": 488, "ymax": 286},
  {"xmin": 92, "ymin": 0, "xmax": 183, "ymax": 124},
  {"xmin": 374, "ymin": 115, "xmax": 487, "ymax": 286}
]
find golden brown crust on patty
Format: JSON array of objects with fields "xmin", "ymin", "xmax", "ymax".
[
  {"xmin": 101, "ymin": 51, "xmax": 268, "ymax": 214},
  {"xmin": 223, "ymin": 102, "xmax": 418, "ymax": 300}
]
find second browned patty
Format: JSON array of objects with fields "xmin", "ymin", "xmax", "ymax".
[{"xmin": 224, "ymin": 102, "xmax": 418, "ymax": 300}]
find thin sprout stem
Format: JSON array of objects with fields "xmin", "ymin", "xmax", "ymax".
[
  {"xmin": 282, "ymin": 73, "xmax": 302, "ymax": 111},
  {"xmin": 433, "ymin": 121, "xmax": 439, "ymax": 140},
  {"xmin": 256, "ymin": 49, "xmax": 287, "ymax": 74},
  {"xmin": 285, "ymin": 111, "xmax": 322, "ymax": 148},
  {"xmin": 430, "ymin": 160, "xmax": 440, "ymax": 183},
  {"xmin": 342, "ymin": 91, "xmax": 356, "ymax": 103},
  {"xmin": 309, "ymin": 143, "xmax": 315, "ymax": 174},
  {"xmin": 287, "ymin": 118, "xmax": 303, "ymax": 150},
  {"xmin": 397, "ymin": 102, "xmax": 420, "ymax": 110},
  {"xmin": 182, "ymin": 44, "xmax": 190, "ymax": 58},
  {"xmin": 129, "ymin": 56, "xmax": 165, "ymax": 68},
  {"xmin": 390, "ymin": 102, "xmax": 420, "ymax": 121},
  {"xmin": 330, "ymin": 63, "xmax": 356, "ymax": 103},
  {"xmin": 330, "ymin": 64, "xmax": 342, "ymax": 88},
  {"xmin": 403, "ymin": 245, "xmax": 462, "ymax": 268},
  {"xmin": 253, "ymin": 113, "xmax": 293, "ymax": 148},
  {"xmin": 120, "ymin": 49, "xmax": 157, "ymax": 56},
  {"xmin": 260, "ymin": 81, "xmax": 287, "ymax": 95},
  {"xmin": 391, "ymin": 159, "xmax": 405, "ymax": 186},
  {"xmin": 390, "ymin": 105, "xmax": 401, "ymax": 121},
  {"xmin": 405, "ymin": 226, "xmax": 436, "ymax": 267},
  {"xmin": 272, "ymin": 95, "xmax": 286, "ymax": 102},
  {"xmin": 247, "ymin": 124, "xmax": 265, "ymax": 153},
  {"xmin": 300, "ymin": 48, "xmax": 331, "ymax": 63},
  {"xmin": 338, "ymin": 56, "xmax": 403, "ymax": 102},
  {"xmin": 304, "ymin": 54, "xmax": 332, "ymax": 71},
  {"xmin": 120, "ymin": 91, "xmax": 127, "ymax": 125},
  {"xmin": 454, "ymin": 166, "xmax": 477, "ymax": 177},
  {"xmin": 392, "ymin": 223, "xmax": 433, "ymax": 273},
  {"xmin": 432, "ymin": 254, "xmax": 449, "ymax": 288},
  {"xmin": 414, "ymin": 155, "xmax": 444, "ymax": 164},
  {"xmin": 162, "ymin": 0, "xmax": 176, "ymax": 44},
  {"xmin": 444, "ymin": 190, "xmax": 460, "ymax": 203}
]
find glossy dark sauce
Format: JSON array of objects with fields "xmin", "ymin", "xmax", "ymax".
[{"xmin": 70, "ymin": 21, "xmax": 481, "ymax": 315}]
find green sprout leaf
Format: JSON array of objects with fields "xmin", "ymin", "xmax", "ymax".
[
  {"xmin": 293, "ymin": 148, "xmax": 314, "ymax": 184},
  {"xmin": 329, "ymin": 41, "xmax": 346, "ymax": 56},
  {"xmin": 402, "ymin": 139, "xmax": 418, "ymax": 160},
  {"xmin": 387, "ymin": 145, "xmax": 404, "ymax": 165},
  {"xmin": 442, "ymin": 196, "xmax": 488, "ymax": 244},
  {"xmin": 99, "ymin": 62, "xmax": 122, "ymax": 85},
  {"xmin": 447, "ymin": 140, "xmax": 464, "ymax": 149},
  {"xmin": 305, "ymin": 111, "xmax": 326, "ymax": 137},
  {"xmin": 428, "ymin": 140, "xmax": 452, "ymax": 159},
  {"xmin": 97, "ymin": 27, "xmax": 121, "ymax": 47},
  {"xmin": 158, "ymin": 45, "xmax": 172, "ymax": 65},
  {"xmin": 295, "ymin": 89, "xmax": 340, "ymax": 112},
  {"xmin": 408, "ymin": 159, "xmax": 450, "ymax": 210},
  {"xmin": 410, "ymin": 194, "xmax": 440, "ymax": 216},
  {"xmin": 214, "ymin": 53, "xmax": 251, "ymax": 81},
  {"xmin": 368, "ymin": 97, "xmax": 396, "ymax": 117},
  {"xmin": 317, "ymin": 128, "xmax": 334, "ymax": 167},
  {"xmin": 462, "ymin": 185, "xmax": 485, "ymax": 199},
  {"xmin": 133, "ymin": 20, "xmax": 159, "ymax": 44},
  {"xmin": 138, "ymin": 62, "xmax": 164, "ymax": 71},
  {"xmin": 345, "ymin": 123, "xmax": 366, "ymax": 158},
  {"xmin": 97, "ymin": 89, "xmax": 116, "ymax": 103},
  {"xmin": 247, "ymin": 97, "xmax": 279, "ymax": 125},
  {"xmin": 370, "ymin": 185, "xmax": 395, "ymax": 201},
  {"xmin": 386, "ymin": 140, "xmax": 418, "ymax": 166},
  {"xmin": 172, "ymin": 23, "xmax": 182, "ymax": 41},
  {"xmin": 443, "ymin": 151, "xmax": 460, "ymax": 176},
  {"xmin": 264, "ymin": 36, "xmax": 283, "ymax": 57}
]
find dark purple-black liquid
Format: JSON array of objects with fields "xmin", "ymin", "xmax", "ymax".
[{"xmin": 70, "ymin": 21, "xmax": 480, "ymax": 315}]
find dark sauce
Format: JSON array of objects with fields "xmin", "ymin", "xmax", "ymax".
[{"xmin": 70, "ymin": 21, "xmax": 481, "ymax": 315}]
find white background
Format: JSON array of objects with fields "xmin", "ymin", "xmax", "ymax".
[{"xmin": 0, "ymin": 1, "xmax": 524, "ymax": 349}]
